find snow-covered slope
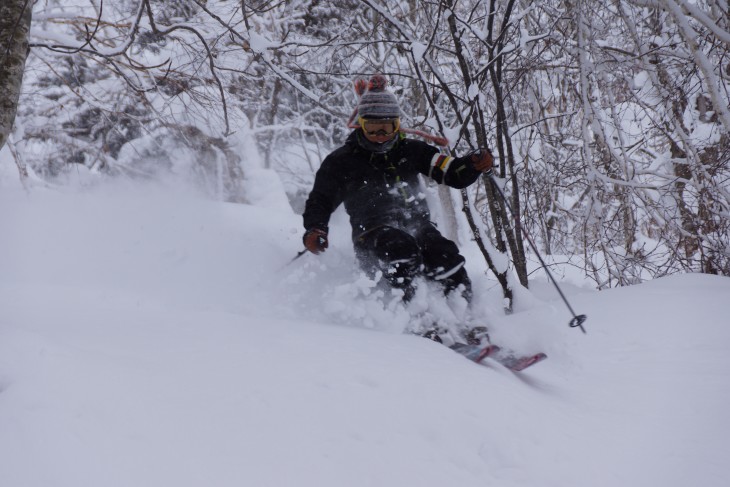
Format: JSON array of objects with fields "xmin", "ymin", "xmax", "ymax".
[{"xmin": 1, "ymin": 184, "xmax": 728, "ymax": 487}]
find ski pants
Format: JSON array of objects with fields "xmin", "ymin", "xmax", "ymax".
[{"xmin": 353, "ymin": 224, "xmax": 472, "ymax": 302}]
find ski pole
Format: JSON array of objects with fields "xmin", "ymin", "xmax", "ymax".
[
  {"xmin": 291, "ymin": 249, "xmax": 308, "ymax": 262},
  {"xmin": 281, "ymin": 232, "xmax": 327, "ymax": 270},
  {"xmin": 487, "ymin": 173, "xmax": 587, "ymax": 334},
  {"xmin": 277, "ymin": 249, "xmax": 308, "ymax": 272}
]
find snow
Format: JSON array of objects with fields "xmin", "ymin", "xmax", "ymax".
[
  {"xmin": 1, "ymin": 179, "xmax": 729, "ymax": 487},
  {"xmin": 411, "ymin": 42, "xmax": 427, "ymax": 63},
  {"xmin": 249, "ymin": 31, "xmax": 278, "ymax": 52}
]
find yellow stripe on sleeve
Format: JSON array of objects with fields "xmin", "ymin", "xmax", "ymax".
[{"xmin": 439, "ymin": 156, "xmax": 453, "ymax": 172}]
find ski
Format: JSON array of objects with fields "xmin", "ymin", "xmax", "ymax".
[
  {"xmin": 487, "ymin": 345, "xmax": 547, "ymax": 372},
  {"xmin": 450, "ymin": 342, "xmax": 547, "ymax": 372}
]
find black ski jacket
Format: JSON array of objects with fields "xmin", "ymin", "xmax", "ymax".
[{"xmin": 303, "ymin": 130, "xmax": 482, "ymax": 240}]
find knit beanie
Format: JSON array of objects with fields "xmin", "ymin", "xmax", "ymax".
[{"xmin": 357, "ymin": 75, "xmax": 401, "ymax": 119}]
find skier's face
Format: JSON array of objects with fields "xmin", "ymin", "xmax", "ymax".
[{"xmin": 360, "ymin": 118, "xmax": 400, "ymax": 143}]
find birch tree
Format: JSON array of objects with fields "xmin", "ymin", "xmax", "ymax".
[{"xmin": 0, "ymin": 0, "xmax": 32, "ymax": 152}]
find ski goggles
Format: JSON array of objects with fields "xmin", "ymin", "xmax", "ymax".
[{"xmin": 359, "ymin": 117, "xmax": 401, "ymax": 137}]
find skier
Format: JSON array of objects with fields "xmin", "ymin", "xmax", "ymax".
[{"xmin": 302, "ymin": 75, "xmax": 493, "ymax": 311}]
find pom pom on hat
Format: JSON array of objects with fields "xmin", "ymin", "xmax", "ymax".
[
  {"xmin": 367, "ymin": 74, "xmax": 388, "ymax": 92},
  {"xmin": 353, "ymin": 78, "xmax": 368, "ymax": 97},
  {"xmin": 357, "ymin": 74, "xmax": 401, "ymax": 119}
]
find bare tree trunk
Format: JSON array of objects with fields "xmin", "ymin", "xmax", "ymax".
[{"xmin": 0, "ymin": 0, "xmax": 32, "ymax": 152}]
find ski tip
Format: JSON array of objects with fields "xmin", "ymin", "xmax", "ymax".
[{"xmin": 508, "ymin": 352, "xmax": 548, "ymax": 372}]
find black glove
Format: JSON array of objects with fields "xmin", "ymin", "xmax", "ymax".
[
  {"xmin": 303, "ymin": 228, "xmax": 328, "ymax": 254},
  {"xmin": 470, "ymin": 148, "xmax": 494, "ymax": 174}
]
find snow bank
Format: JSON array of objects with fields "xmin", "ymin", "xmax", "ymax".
[{"xmin": 1, "ymin": 184, "xmax": 728, "ymax": 487}]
